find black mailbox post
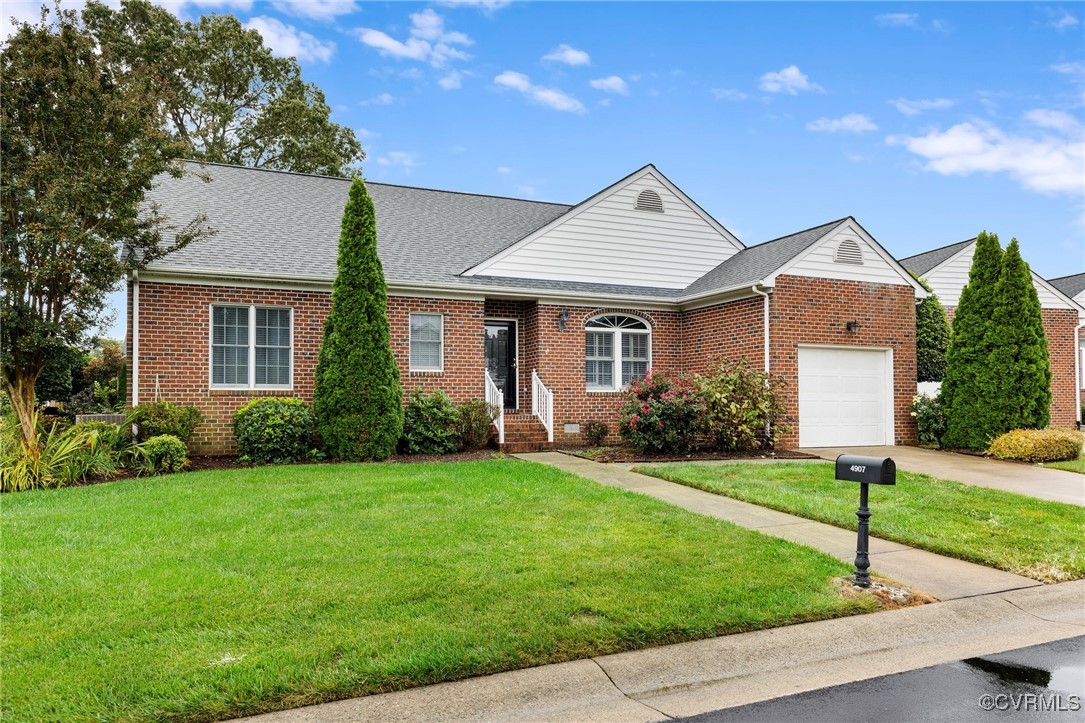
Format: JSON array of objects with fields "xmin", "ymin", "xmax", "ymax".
[{"xmin": 835, "ymin": 454, "xmax": 896, "ymax": 587}]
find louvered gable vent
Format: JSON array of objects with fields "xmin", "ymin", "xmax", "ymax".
[
  {"xmin": 834, "ymin": 239, "xmax": 864, "ymax": 265},
  {"xmin": 635, "ymin": 189, "xmax": 664, "ymax": 213}
]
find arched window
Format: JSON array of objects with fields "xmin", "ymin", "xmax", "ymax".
[
  {"xmin": 635, "ymin": 189, "xmax": 664, "ymax": 213},
  {"xmin": 585, "ymin": 314, "xmax": 651, "ymax": 390}
]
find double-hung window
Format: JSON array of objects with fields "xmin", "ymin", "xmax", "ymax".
[
  {"xmin": 585, "ymin": 314, "xmax": 651, "ymax": 391},
  {"xmin": 410, "ymin": 313, "xmax": 444, "ymax": 371},
  {"xmin": 211, "ymin": 305, "xmax": 292, "ymax": 389}
]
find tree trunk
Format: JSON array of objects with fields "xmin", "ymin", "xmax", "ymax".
[{"xmin": 4, "ymin": 370, "xmax": 40, "ymax": 449}]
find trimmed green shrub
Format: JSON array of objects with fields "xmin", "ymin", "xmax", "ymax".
[
  {"xmin": 583, "ymin": 419, "xmax": 609, "ymax": 447},
  {"xmin": 618, "ymin": 371, "xmax": 705, "ymax": 454},
  {"xmin": 986, "ymin": 239, "xmax": 1051, "ymax": 434},
  {"xmin": 138, "ymin": 434, "xmax": 188, "ymax": 473},
  {"xmin": 133, "ymin": 401, "xmax": 203, "ymax": 444},
  {"xmin": 232, "ymin": 397, "xmax": 316, "ymax": 465},
  {"xmin": 313, "ymin": 177, "xmax": 403, "ymax": 461},
  {"xmin": 915, "ymin": 277, "xmax": 950, "ymax": 383},
  {"xmin": 698, "ymin": 358, "xmax": 787, "ymax": 451},
  {"xmin": 987, "ymin": 429, "xmax": 1082, "ymax": 463},
  {"xmin": 455, "ymin": 400, "xmax": 495, "ymax": 451},
  {"xmin": 400, "ymin": 389, "xmax": 459, "ymax": 455},
  {"xmin": 942, "ymin": 231, "xmax": 1003, "ymax": 450},
  {"xmin": 910, "ymin": 394, "xmax": 946, "ymax": 448}
]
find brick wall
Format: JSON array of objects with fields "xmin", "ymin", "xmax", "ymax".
[
  {"xmin": 129, "ymin": 281, "xmax": 485, "ymax": 455},
  {"xmin": 769, "ymin": 275, "xmax": 919, "ymax": 447}
]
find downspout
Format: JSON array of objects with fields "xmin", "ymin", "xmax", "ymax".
[
  {"xmin": 1076, "ymin": 322, "xmax": 1084, "ymax": 427},
  {"xmin": 132, "ymin": 271, "xmax": 140, "ymax": 407},
  {"xmin": 751, "ymin": 284, "xmax": 772, "ymax": 441}
]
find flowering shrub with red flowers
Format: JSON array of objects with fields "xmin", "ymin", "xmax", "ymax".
[{"xmin": 617, "ymin": 371, "xmax": 706, "ymax": 453}]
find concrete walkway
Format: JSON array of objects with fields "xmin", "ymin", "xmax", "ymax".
[
  {"xmin": 518, "ymin": 452, "xmax": 1040, "ymax": 601},
  {"xmin": 240, "ymin": 581, "xmax": 1085, "ymax": 722},
  {"xmin": 804, "ymin": 445, "xmax": 1085, "ymax": 506}
]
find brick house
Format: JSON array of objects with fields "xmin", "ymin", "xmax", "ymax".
[
  {"xmin": 1048, "ymin": 272, "xmax": 1085, "ymax": 414},
  {"xmin": 900, "ymin": 242, "xmax": 1085, "ymax": 427},
  {"xmin": 129, "ymin": 162, "xmax": 929, "ymax": 455}
]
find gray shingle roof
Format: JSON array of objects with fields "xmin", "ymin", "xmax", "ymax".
[
  {"xmin": 1049, "ymin": 272, "xmax": 1085, "ymax": 300},
  {"xmin": 144, "ymin": 162, "xmax": 571, "ymax": 285},
  {"xmin": 683, "ymin": 218, "xmax": 846, "ymax": 296},
  {"xmin": 899, "ymin": 239, "xmax": 974, "ymax": 276}
]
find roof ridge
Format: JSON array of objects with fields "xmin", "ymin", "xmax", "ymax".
[
  {"xmin": 742, "ymin": 216, "xmax": 849, "ymax": 250},
  {"xmin": 182, "ymin": 159, "xmax": 572, "ymax": 208},
  {"xmin": 898, "ymin": 237, "xmax": 975, "ymax": 262},
  {"xmin": 1048, "ymin": 271, "xmax": 1085, "ymax": 281}
]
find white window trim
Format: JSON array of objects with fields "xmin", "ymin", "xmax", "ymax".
[
  {"xmin": 585, "ymin": 315, "xmax": 652, "ymax": 392},
  {"xmin": 208, "ymin": 304, "xmax": 294, "ymax": 391},
  {"xmin": 409, "ymin": 312, "xmax": 445, "ymax": 372}
]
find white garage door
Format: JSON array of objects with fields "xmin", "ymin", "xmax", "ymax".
[{"xmin": 798, "ymin": 347, "xmax": 890, "ymax": 447}]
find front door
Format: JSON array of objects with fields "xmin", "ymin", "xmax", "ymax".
[{"xmin": 484, "ymin": 320, "xmax": 517, "ymax": 409}]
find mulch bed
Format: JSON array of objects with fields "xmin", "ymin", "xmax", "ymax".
[{"xmin": 561, "ymin": 446, "xmax": 818, "ymax": 464}]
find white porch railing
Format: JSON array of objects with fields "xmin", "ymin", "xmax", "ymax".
[
  {"xmin": 484, "ymin": 369, "xmax": 504, "ymax": 445},
  {"xmin": 531, "ymin": 369, "xmax": 554, "ymax": 443}
]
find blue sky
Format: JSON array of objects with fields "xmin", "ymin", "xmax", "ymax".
[{"xmin": 5, "ymin": 1, "xmax": 1085, "ymax": 340}]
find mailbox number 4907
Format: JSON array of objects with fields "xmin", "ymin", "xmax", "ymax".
[{"xmin": 850, "ymin": 465, "xmax": 866, "ymax": 473}]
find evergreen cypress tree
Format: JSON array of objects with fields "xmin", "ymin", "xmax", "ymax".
[
  {"xmin": 940, "ymin": 231, "xmax": 1002, "ymax": 449},
  {"xmin": 986, "ymin": 239, "xmax": 1051, "ymax": 433},
  {"xmin": 914, "ymin": 277, "xmax": 950, "ymax": 383},
  {"xmin": 312, "ymin": 178, "xmax": 403, "ymax": 460}
]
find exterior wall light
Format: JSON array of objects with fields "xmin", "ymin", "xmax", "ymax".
[
  {"xmin": 846, "ymin": 321, "xmax": 862, "ymax": 333},
  {"xmin": 558, "ymin": 308, "xmax": 571, "ymax": 331}
]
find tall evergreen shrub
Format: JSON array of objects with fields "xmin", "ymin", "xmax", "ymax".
[
  {"xmin": 985, "ymin": 239, "xmax": 1051, "ymax": 432},
  {"xmin": 941, "ymin": 231, "xmax": 1002, "ymax": 450},
  {"xmin": 915, "ymin": 277, "xmax": 950, "ymax": 383},
  {"xmin": 312, "ymin": 178, "xmax": 403, "ymax": 460}
]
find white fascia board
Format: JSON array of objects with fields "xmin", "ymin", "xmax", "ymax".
[
  {"xmin": 461, "ymin": 165, "xmax": 744, "ymax": 277},
  {"xmin": 1031, "ymin": 271, "xmax": 1085, "ymax": 319},
  {"xmin": 677, "ymin": 285, "xmax": 769, "ymax": 311},
  {"xmin": 767, "ymin": 218, "xmax": 929, "ymax": 298}
]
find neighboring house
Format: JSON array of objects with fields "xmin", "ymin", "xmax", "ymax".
[
  {"xmin": 901, "ymin": 241, "xmax": 1085, "ymax": 426},
  {"xmin": 1048, "ymin": 272, "xmax": 1085, "ymax": 410},
  {"xmin": 128, "ymin": 162, "xmax": 926, "ymax": 455}
]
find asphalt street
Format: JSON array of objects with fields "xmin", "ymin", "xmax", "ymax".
[{"xmin": 678, "ymin": 636, "xmax": 1085, "ymax": 722}]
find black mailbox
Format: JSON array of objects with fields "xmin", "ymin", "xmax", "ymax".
[{"xmin": 835, "ymin": 455, "xmax": 896, "ymax": 486}]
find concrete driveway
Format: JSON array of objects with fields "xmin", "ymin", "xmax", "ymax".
[{"xmin": 803, "ymin": 446, "xmax": 1084, "ymax": 506}]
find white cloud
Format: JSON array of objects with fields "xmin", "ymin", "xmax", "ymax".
[
  {"xmin": 271, "ymin": 0, "xmax": 357, "ymax": 20},
  {"xmin": 806, "ymin": 113, "xmax": 878, "ymax": 133},
  {"xmin": 542, "ymin": 44, "xmax": 590, "ymax": 66},
  {"xmin": 887, "ymin": 119, "xmax": 1085, "ymax": 195},
  {"xmin": 437, "ymin": 0, "xmax": 510, "ymax": 10},
  {"xmin": 1046, "ymin": 8, "xmax": 1080, "ymax": 31},
  {"xmin": 375, "ymin": 151, "xmax": 420, "ymax": 174},
  {"xmin": 589, "ymin": 75, "xmax": 628, "ymax": 95},
  {"xmin": 494, "ymin": 71, "xmax": 585, "ymax": 113},
  {"xmin": 354, "ymin": 9, "xmax": 471, "ymax": 67},
  {"xmin": 356, "ymin": 127, "xmax": 379, "ymax": 139},
  {"xmin": 497, "ymin": 166, "xmax": 512, "ymax": 174},
  {"xmin": 876, "ymin": 12, "xmax": 919, "ymax": 27},
  {"xmin": 1051, "ymin": 61, "xmax": 1085, "ymax": 78},
  {"xmin": 245, "ymin": 16, "xmax": 335, "ymax": 63},
  {"xmin": 438, "ymin": 71, "xmax": 463, "ymax": 90},
  {"xmin": 929, "ymin": 19, "xmax": 950, "ymax": 32},
  {"xmin": 1025, "ymin": 108, "xmax": 1082, "ymax": 134},
  {"xmin": 359, "ymin": 92, "xmax": 396, "ymax": 106},
  {"xmin": 759, "ymin": 65, "xmax": 823, "ymax": 95},
  {"xmin": 888, "ymin": 97, "xmax": 955, "ymax": 116},
  {"xmin": 710, "ymin": 88, "xmax": 748, "ymax": 101}
]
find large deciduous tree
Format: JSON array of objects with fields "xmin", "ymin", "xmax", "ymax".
[
  {"xmin": 312, "ymin": 179, "xmax": 403, "ymax": 461},
  {"xmin": 83, "ymin": 0, "xmax": 363, "ymax": 176},
  {"xmin": 1, "ymin": 6, "xmax": 208, "ymax": 445},
  {"xmin": 940, "ymin": 231, "xmax": 1003, "ymax": 450},
  {"xmin": 985, "ymin": 239, "xmax": 1051, "ymax": 433}
]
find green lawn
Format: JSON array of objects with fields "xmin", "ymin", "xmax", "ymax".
[
  {"xmin": 638, "ymin": 462, "xmax": 1085, "ymax": 584},
  {"xmin": 2, "ymin": 459, "xmax": 875, "ymax": 722},
  {"xmin": 1045, "ymin": 456, "xmax": 1085, "ymax": 474}
]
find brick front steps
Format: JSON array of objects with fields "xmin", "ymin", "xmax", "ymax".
[{"xmin": 498, "ymin": 412, "xmax": 554, "ymax": 453}]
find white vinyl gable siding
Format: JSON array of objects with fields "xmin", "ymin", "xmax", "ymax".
[
  {"xmin": 924, "ymin": 243, "xmax": 1080, "ymax": 311},
  {"xmin": 784, "ymin": 225, "xmax": 914, "ymax": 286},
  {"xmin": 468, "ymin": 171, "xmax": 742, "ymax": 289}
]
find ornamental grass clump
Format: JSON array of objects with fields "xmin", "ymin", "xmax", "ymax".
[{"xmin": 617, "ymin": 371, "xmax": 705, "ymax": 454}]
